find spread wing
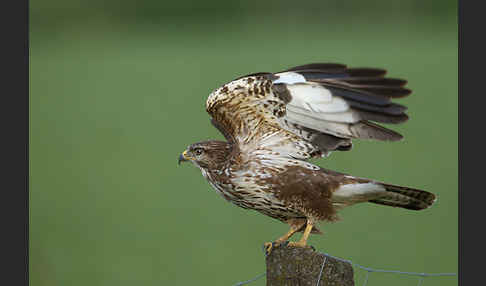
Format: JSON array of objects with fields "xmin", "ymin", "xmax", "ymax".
[{"xmin": 206, "ymin": 63, "xmax": 411, "ymax": 159}]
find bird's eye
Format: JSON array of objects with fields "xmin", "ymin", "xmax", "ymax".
[{"xmin": 194, "ymin": 148, "xmax": 203, "ymax": 156}]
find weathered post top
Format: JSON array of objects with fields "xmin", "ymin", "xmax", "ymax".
[{"xmin": 266, "ymin": 245, "xmax": 354, "ymax": 286}]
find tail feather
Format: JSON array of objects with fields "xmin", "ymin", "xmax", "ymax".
[{"xmin": 369, "ymin": 183, "xmax": 436, "ymax": 210}]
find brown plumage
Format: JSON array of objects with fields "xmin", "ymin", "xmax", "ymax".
[{"xmin": 178, "ymin": 63, "xmax": 436, "ymax": 250}]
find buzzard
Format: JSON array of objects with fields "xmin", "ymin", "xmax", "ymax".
[{"xmin": 178, "ymin": 63, "xmax": 436, "ymax": 253}]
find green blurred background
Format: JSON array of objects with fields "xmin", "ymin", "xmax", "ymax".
[{"xmin": 30, "ymin": 1, "xmax": 457, "ymax": 285}]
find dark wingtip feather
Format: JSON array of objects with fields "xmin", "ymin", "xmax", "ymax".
[
  {"xmin": 323, "ymin": 84, "xmax": 392, "ymax": 106},
  {"xmin": 346, "ymin": 100, "xmax": 408, "ymax": 115},
  {"xmin": 356, "ymin": 86, "xmax": 412, "ymax": 98},
  {"xmin": 347, "ymin": 67, "xmax": 387, "ymax": 77},
  {"xmin": 283, "ymin": 63, "xmax": 347, "ymax": 72},
  {"xmin": 338, "ymin": 77, "xmax": 408, "ymax": 87}
]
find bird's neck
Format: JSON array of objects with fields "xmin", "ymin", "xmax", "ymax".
[{"xmin": 200, "ymin": 165, "xmax": 230, "ymax": 183}]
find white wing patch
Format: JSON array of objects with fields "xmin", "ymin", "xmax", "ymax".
[
  {"xmin": 273, "ymin": 72, "xmax": 306, "ymax": 85},
  {"xmin": 282, "ymin": 112, "xmax": 358, "ymax": 138},
  {"xmin": 283, "ymin": 83, "xmax": 360, "ymax": 128},
  {"xmin": 285, "ymin": 83, "xmax": 352, "ymax": 115},
  {"xmin": 280, "ymin": 82, "xmax": 364, "ymax": 138},
  {"xmin": 287, "ymin": 107, "xmax": 358, "ymax": 124}
]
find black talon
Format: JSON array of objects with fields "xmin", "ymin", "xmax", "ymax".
[
  {"xmin": 282, "ymin": 241, "xmax": 289, "ymax": 247},
  {"xmin": 263, "ymin": 242, "xmax": 274, "ymax": 256},
  {"xmin": 310, "ymin": 245, "xmax": 316, "ymax": 251}
]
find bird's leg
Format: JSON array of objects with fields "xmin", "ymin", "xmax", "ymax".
[
  {"xmin": 264, "ymin": 221, "xmax": 305, "ymax": 255},
  {"xmin": 287, "ymin": 221, "xmax": 314, "ymax": 248},
  {"xmin": 275, "ymin": 226, "xmax": 300, "ymax": 244}
]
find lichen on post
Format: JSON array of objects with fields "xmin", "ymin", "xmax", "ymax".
[{"xmin": 266, "ymin": 245, "xmax": 354, "ymax": 286}]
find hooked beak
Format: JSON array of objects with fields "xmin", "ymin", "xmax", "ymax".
[{"xmin": 178, "ymin": 150, "xmax": 190, "ymax": 165}]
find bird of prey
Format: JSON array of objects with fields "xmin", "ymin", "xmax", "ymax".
[{"xmin": 178, "ymin": 63, "xmax": 436, "ymax": 253}]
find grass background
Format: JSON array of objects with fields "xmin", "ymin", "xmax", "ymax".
[{"xmin": 30, "ymin": 1, "xmax": 457, "ymax": 285}]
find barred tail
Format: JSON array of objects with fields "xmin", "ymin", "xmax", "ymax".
[{"xmin": 368, "ymin": 183, "xmax": 436, "ymax": 210}]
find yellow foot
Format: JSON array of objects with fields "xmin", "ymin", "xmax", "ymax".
[{"xmin": 263, "ymin": 240, "xmax": 289, "ymax": 256}]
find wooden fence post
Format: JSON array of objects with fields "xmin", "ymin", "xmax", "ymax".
[{"xmin": 266, "ymin": 245, "xmax": 354, "ymax": 286}]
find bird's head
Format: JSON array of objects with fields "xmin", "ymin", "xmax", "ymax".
[{"xmin": 178, "ymin": 140, "xmax": 231, "ymax": 170}]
